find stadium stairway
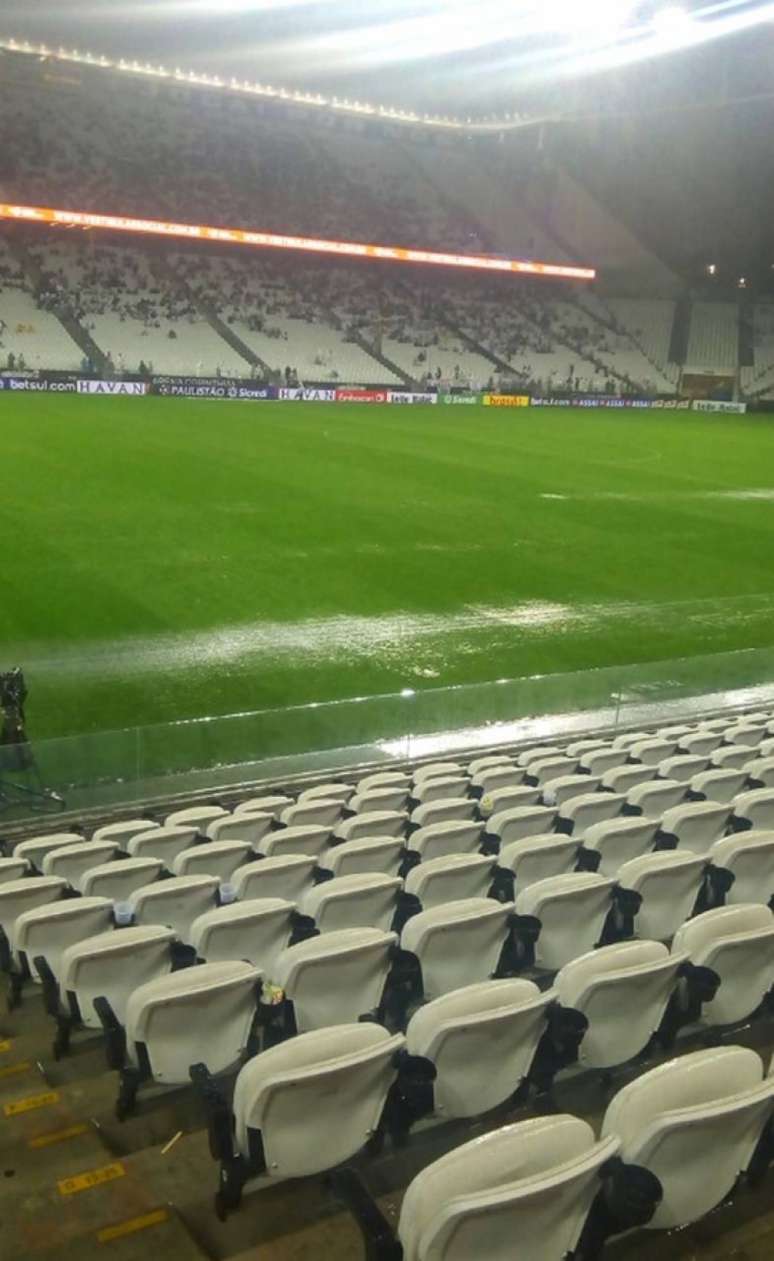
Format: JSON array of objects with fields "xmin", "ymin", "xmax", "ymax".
[
  {"xmin": 345, "ymin": 330, "xmax": 415, "ymax": 388},
  {"xmin": 159, "ymin": 255, "xmax": 266, "ymax": 378}
]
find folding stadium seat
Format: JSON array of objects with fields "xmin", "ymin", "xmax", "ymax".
[
  {"xmin": 54, "ymin": 926, "xmax": 178, "ymax": 1055},
  {"xmin": 495, "ymin": 835, "xmax": 579, "ymax": 897},
  {"xmin": 671, "ymin": 904, "xmax": 774, "ymax": 1026},
  {"xmin": 13, "ymin": 832, "xmax": 85, "ymax": 873},
  {"xmin": 580, "ymin": 747, "xmax": 629, "ymax": 776},
  {"xmin": 612, "ymin": 730, "xmax": 652, "ymax": 751},
  {"xmin": 300, "ymin": 782, "xmax": 356, "ymax": 802},
  {"xmin": 744, "ymin": 756, "xmax": 774, "ymax": 788},
  {"xmin": 601, "ymin": 1046, "xmax": 774, "ymax": 1229},
  {"xmin": 470, "ymin": 765, "xmax": 526, "ymax": 796},
  {"xmin": 272, "ymin": 927, "xmax": 398, "ymax": 1032},
  {"xmin": 711, "ymin": 745, "xmax": 753, "ymax": 770},
  {"xmin": 0, "ymin": 856, "xmax": 29, "ymax": 885},
  {"xmin": 404, "ymin": 820, "xmax": 484, "ymax": 865},
  {"xmin": 690, "ymin": 767, "xmax": 748, "ymax": 803},
  {"xmin": 557, "ymin": 793, "xmax": 625, "ymax": 837},
  {"xmin": 230, "ymin": 854, "xmax": 317, "ymax": 904},
  {"xmin": 709, "ymin": 833, "xmax": 774, "ymax": 906},
  {"xmin": 125, "ymin": 825, "xmax": 199, "ymax": 867},
  {"xmin": 731, "ymin": 788, "xmax": 774, "ymax": 831},
  {"xmin": 467, "ymin": 754, "xmax": 516, "ymax": 777},
  {"xmin": 0, "ymin": 877, "xmax": 66, "ymax": 979},
  {"xmin": 128, "ymin": 874, "xmax": 220, "ymax": 940},
  {"xmin": 600, "ymin": 765, "xmax": 655, "ymax": 795},
  {"xmin": 195, "ymin": 1023, "xmax": 406, "ymax": 1218},
  {"xmin": 338, "ymin": 1115, "xmax": 626, "ymax": 1261},
  {"xmin": 628, "ymin": 737, "xmax": 678, "ymax": 765},
  {"xmin": 566, "ymin": 738, "xmax": 609, "ymax": 759},
  {"xmin": 189, "ymin": 898, "xmax": 298, "ymax": 970},
  {"xmin": 319, "ymin": 836, "xmax": 405, "ymax": 879},
  {"xmin": 15, "ymin": 896, "xmax": 113, "ymax": 990},
  {"xmin": 405, "ymin": 979, "xmax": 554, "ymax": 1118},
  {"xmin": 355, "ymin": 772, "xmax": 411, "ymax": 793},
  {"xmin": 206, "ymin": 813, "xmax": 273, "ymax": 847},
  {"xmin": 679, "ymin": 730, "xmax": 723, "ymax": 757},
  {"xmin": 544, "ymin": 775, "xmax": 602, "ymax": 808},
  {"xmin": 616, "ymin": 852, "xmax": 706, "ymax": 942},
  {"xmin": 579, "ymin": 817, "xmax": 659, "ymax": 876},
  {"xmin": 486, "ymin": 805, "xmax": 558, "ymax": 846},
  {"xmin": 554, "ymin": 941, "xmax": 686, "ymax": 1070},
  {"xmin": 41, "ymin": 840, "xmax": 119, "ymax": 888},
  {"xmin": 760, "ymin": 737, "xmax": 774, "ymax": 759},
  {"xmin": 515, "ymin": 874, "xmax": 616, "ymax": 971},
  {"xmin": 349, "ymin": 784, "xmax": 413, "ymax": 813},
  {"xmin": 478, "ymin": 786, "xmax": 541, "ymax": 819},
  {"xmin": 104, "ymin": 960, "xmax": 261, "ymax": 1119},
  {"xmin": 400, "ymin": 899, "xmax": 515, "ymax": 1000},
  {"xmin": 658, "ymin": 725, "xmax": 694, "ymax": 739},
  {"xmin": 526, "ymin": 756, "xmax": 579, "ymax": 786},
  {"xmin": 257, "ymin": 824, "xmax": 332, "ymax": 859},
  {"xmin": 172, "ymin": 840, "xmax": 250, "ymax": 882},
  {"xmin": 335, "ymin": 810, "xmax": 408, "ymax": 842},
  {"xmin": 280, "ymin": 797, "xmax": 345, "ymax": 828},
  {"xmin": 658, "ymin": 754, "xmax": 711, "ymax": 782},
  {"xmin": 413, "ymin": 762, "xmax": 465, "ymax": 783},
  {"xmin": 626, "ymin": 779, "xmax": 686, "ymax": 816},
  {"xmin": 233, "ymin": 794, "xmax": 294, "ymax": 818},
  {"xmin": 404, "ymin": 854, "xmax": 495, "ymax": 911},
  {"xmin": 409, "ymin": 799, "xmax": 474, "ymax": 830},
  {"xmin": 516, "ymin": 745, "xmax": 565, "ymax": 766},
  {"xmin": 301, "ymin": 873, "xmax": 403, "ymax": 934},
  {"xmin": 164, "ymin": 805, "xmax": 228, "ymax": 831},
  {"xmin": 78, "ymin": 856, "xmax": 164, "ymax": 902},
  {"xmin": 92, "ymin": 819, "xmax": 160, "ymax": 849},
  {"xmin": 725, "ymin": 724, "xmax": 768, "ymax": 748},
  {"xmin": 411, "ymin": 777, "xmax": 469, "ymax": 806},
  {"xmin": 658, "ymin": 801, "xmax": 731, "ymax": 854}
]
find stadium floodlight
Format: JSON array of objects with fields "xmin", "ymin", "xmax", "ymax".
[{"xmin": 707, "ymin": 263, "xmax": 717, "ymax": 276}]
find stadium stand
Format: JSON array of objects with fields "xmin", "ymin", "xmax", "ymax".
[{"xmin": 685, "ymin": 301, "xmax": 740, "ymax": 373}]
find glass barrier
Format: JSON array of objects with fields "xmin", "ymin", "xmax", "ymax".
[{"xmin": 2, "ymin": 644, "xmax": 774, "ymax": 823}]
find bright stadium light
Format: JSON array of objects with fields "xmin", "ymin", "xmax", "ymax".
[{"xmin": 652, "ymin": 5, "xmax": 697, "ymax": 41}]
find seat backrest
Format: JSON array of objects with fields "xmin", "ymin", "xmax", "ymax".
[
  {"xmin": 398, "ymin": 1116, "xmax": 620, "ymax": 1261},
  {"xmin": 679, "ymin": 731, "xmax": 722, "ymax": 757},
  {"xmin": 582, "ymin": 818, "xmax": 659, "ymax": 875},
  {"xmin": 616, "ymin": 851, "xmax": 706, "ymax": 941},
  {"xmin": 233, "ymin": 795, "xmax": 294, "ymax": 818},
  {"xmin": 629, "ymin": 738, "xmax": 678, "ymax": 765},
  {"xmin": 467, "ymin": 756, "xmax": 515, "ymax": 777},
  {"xmin": 726, "ymin": 725, "xmax": 767, "ymax": 747},
  {"xmin": 335, "ymin": 810, "xmax": 409, "ymax": 841},
  {"xmin": 498, "ymin": 836, "xmax": 579, "ymax": 892},
  {"xmin": 206, "ymin": 813, "xmax": 273, "ymax": 846},
  {"xmin": 164, "ymin": 805, "xmax": 228, "ymax": 830},
  {"xmin": 41, "ymin": 841, "xmax": 119, "ymax": 886},
  {"xmin": 744, "ymin": 756, "xmax": 774, "ymax": 788},
  {"xmin": 273, "ymin": 927, "xmax": 398, "ymax": 1031},
  {"xmin": 172, "ymin": 840, "xmax": 250, "ymax": 881},
  {"xmin": 582, "ymin": 748, "xmax": 628, "ymax": 776},
  {"xmin": 517, "ymin": 745, "xmax": 565, "ymax": 766},
  {"xmin": 233, "ymin": 1023, "xmax": 404, "ymax": 1175},
  {"xmin": 672, "ymin": 904, "xmax": 774, "ymax": 1025},
  {"xmin": 515, "ymin": 874, "xmax": 615, "ymax": 970},
  {"xmin": 690, "ymin": 768, "xmax": 748, "ymax": 804},
  {"xmin": 77, "ymin": 856, "xmax": 164, "ymax": 900},
  {"xmin": 711, "ymin": 746, "xmax": 754, "ymax": 771},
  {"xmin": 472, "ymin": 766, "xmax": 526, "ymax": 794},
  {"xmin": 189, "ymin": 897, "xmax": 296, "ymax": 971},
  {"xmin": 601, "ymin": 765, "xmax": 655, "ymax": 794},
  {"xmin": 259, "ymin": 825, "xmax": 332, "ymax": 859},
  {"xmin": 355, "ymin": 773, "xmax": 410, "ymax": 794},
  {"xmin": 414, "ymin": 762, "xmax": 465, "ymax": 783},
  {"xmin": 406, "ymin": 979, "xmax": 553, "ymax": 1117},
  {"xmin": 555, "ymin": 941, "xmax": 685, "ymax": 1070},
  {"xmin": 558, "ymin": 793, "xmax": 625, "ymax": 837},
  {"xmin": 413, "ymin": 777, "xmax": 470, "ymax": 806},
  {"xmin": 301, "ymin": 873, "xmax": 402, "ymax": 934},
  {"xmin": 281, "ymin": 798, "xmax": 345, "ymax": 829},
  {"xmin": 60, "ymin": 925, "xmax": 176, "ymax": 1028},
  {"xmin": 732, "ymin": 788, "xmax": 774, "ymax": 830},
  {"xmin": 230, "ymin": 854, "xmax": 317, "ymax": 903},
  {"xmin": 409, "ymin": 820, "xmax": 484, "ymax": 862},
  {"xmin": 401, "ymin": 899, "xmax": 514, "ymax": 998},
  {"xmin": 13, "ymin": 833, "xmax": 84, "ymax": 872},
  {"xmin": 545, "ymin": 775, "xmax": 602, "ymax": 808},
  {"xmin": 405, "ymin": 854, "xmax": 495, "ymax": 910},
  {"xmin": 658, "ymin": 755, "xmax": 710, "ymax": 783},
  {"xmin": 125, "ymin": 960, "xmax": 260, "ymax": 1083},
  {"xmin": 91, "ymin": 820, "xmax": 159, "ymax": 848},
  {"xmin": 0, "ymin": 857, "xmax": 29, "ymax": 886},
  {"xmin": 659, "ymin": 802, "xmax": 732, "ymax": 854},
  {"xmin": 129, "ymin": 875, "xmax": 219, "ymax": 940},
  {"xmin": 300, "ymin": 782, "xmax": 355, "ymax": 802},
  {"xmin": 480, "ymin": 787, "xmax": 542, "ymax": 820},
  {"xmin": 322, "ymin": 836, "xmax": 405, "ymax": 878},
  {"xmin": 710, "ymin": 831, "xmax": 774, "ymax": 905},
  {"xmin": 528, "ymin": 757, "xmax": 579, "ymax": 785},
  {"xmin": 487, "ymin": 806, "xmax": 557, "ymax": 844},
  {"xmin": 125, "ymin": 825, "xmax": 199, "ymax": 866},
  {"xmin": 627, "ymin": 779, "xmax": 686, "ymax": 815},
  {"xmin": 602, "ymin": 1046, "xmax": 774, "ymax": 1229},
  {"xmin": 15, "ymin": 896, "xmax": 114, "ymax": 980},
  {"xmin": 0, "ymin": 877, "xmax": 67, "ymax": 946}
]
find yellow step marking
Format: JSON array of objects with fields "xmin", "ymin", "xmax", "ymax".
[
  {"xmin": 29, "ymin": 1123, "xmax": 89, "ymax": 1149},
  {"xmin": 97, "ymin": 1209, "xmax": 169, "ymax": 1244},
  {"xmin": 58, "ymin": 1161, "xmax": 126, "ymax": 1196},
  {"xmin": 4, "ymin": 1090, "xmax": 59, "ymax": 1117},
  {"xmin": 0, "ymin": 1060, "xmax": 31, "ymax": 1079},
  {"xmin": 0, "ymin": 1039, "xmax": 11, "ymax": 1053}
]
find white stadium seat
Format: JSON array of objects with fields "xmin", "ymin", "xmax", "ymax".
[
  {"xmin": 335, "ymin": 810, "xmax": 408, "ymax": 841},
  {"xmin": 690, "ymin": 768, "xmax": 748, "ymax": 804},
  {"xmin": 320, "ymin": 836, "xmax": 405, "ymax": 879},
  {"xmin": 400, "ymin": 898, "xmax": 515, "ymax": 999},
  {"xmin": 617, "ymin": 851, "xmax": 706, "ymax": 941},
  {"xmin": 172, "ymin": 840, "xmax": 250, "ymax": 882},
  {"xmin": 355, "ymin": 772, "xmax": 410, "ymax": 793},
  {"xmin": 413, "ymin": 762, "xmax": 465, "ymax": 783},
  {"xmin": 527, "ymin": 756, "xmax": 578, "ymax": 785},
  {"xmin": 626, "ymin": 779, "xmax": 686, "ymax": 816},
  {"xmin": 349, "ymin": 785, "xmax": 412, "ymax": 812},
  {"xmin": 300, "ymin": 782, "xmax": 356, "ymax": 802},
  {"xmin": 470, "ymin": 765, "xmax": 526, "ymax": 795},
  {"xmin": 679, "ymin": 731, "xmax": 722, "ymax": 756},
  {"xmin": 580, "ymin": 817, "xmax": 659, "ymax": 875},
  {"xmin": 600, "ymin": 765, "xmax": 654, "ymax": 795},
  {"xmin": 658, "ymin": 755, "xmax": 710, "ymax": 782},
  {"xmin": 467, "ymin": 755, "xmax": 515, "ymax": 777},
  {"xmin": 554, "ymin": 940, "xmax": 686, "ymax": 1070},
  {"xmin": 125, "ymin": 825, "xmax": 199, "ymax": 866},
  {"xmin": 406, "ymin": 979, "xmax": 554, "ymax": 1117},
  {"xmin": 41, "ymin": 840, "xmax": 119, "ymax": 886},
  {"xmin": 207, "ymin": 813, "xmax": 274, "ymax": 846},
  {"xmin": 0, "ymin": 857, "xmax": 29, "ymax": 885},
  {"xmin": 230, "ymin": 854, "xmax": 318, "ymax": 903},
  {"xmin": 478, "ymin": 786, "xmax": 541, "ymax": 819},
  {"xmin": 92, "ymin": 819, "xmax": 160, "ymax": 849},
  {"xmin": 486, "ymin": 805, "xmax": 557, "ymax": 845},
  {"xmin": 233, "ymin": 795, "xmax": 294, "ymax": 818},
  {"xmin": 629, "ymin": 738, "xmax": 678, "ymax": 765},
  {"xmin": 404, "ymin": 853, "xmax": 495, "ymax": 910},
  {"xmin": 744, "ymin": 756, "xmax": 774, "ymax": 788},
  {"xmin": 709, "ymin": 832, "xmax": 774, "ymax": 905},
  {"xmin": 13, "ymin": 833, "xmax": 84, "ymax": 873},
  {"xmin": 164, "ymin": 805, "xmax": 228, "ymax": 831},
  {"xmin": 273, "ymin": 927, "xmax": 397, "ymax": 1032},
  {"xmin": 545, "ymin": 775, "xmax": 602, "ymax": 807},
  {"xmin": 190, "ymin": 897, "xmax": 297, "ymax": 969},
  {"xmin": 496, "ymin": 835, "xmax": 579, "ymax": 894},
  {"xmin": 411, "ymin": 777, "xmax": 469, "ymax": 806},
  {"xmin": 557, "ymin": 793, "xmax": 625, "ymax": 837},
  {"xmin": 58, "ymin": 925, "xmax": 177, "ymax": 1030},
  {"xmin": 280, "ymin": 798, "xmax": 344, "ymax": 829},
  {"xmin": 731, "ymin": 788, "xmax": 774, "ymax": 831},
  {"xmin": 129, "ymin": 874, "xmax": 220, "ymax": 940},
  {"xmin": 659, "ymin": 801, "xmax": 732, "ymax": 854},
  {"xmin": 601, "ymin": 1046, "xmax": 774, "ymax": 1229},
  {"xmin": 78, "ymin": 856, "xmax": 164, "ymax": 901},
  {"xmin": 711, "ymin": 746, "xmax": 753, "ymax": 771},
  {"xmin": 0, "ymin": 877, "xmax": 66, "ymax": 967},
  {"xmin": 406, "ymin": 820, "xmax": 485, "ymax": 864},
  {"xmin": 258, "ymin": 824, "xmax": 331, "ymax": 860},
  {"xmin": 515, "ymin": 874, "xmax": 616, "ymax": 971},
  {"xmin": 15, "ymin": 896, "xmax": 114, "ymax": 983},
  {"xmin": 671, "ymin": 904, "xmax": 774, "ymax": 1026},
  {"xmin": 581, "ymin": 748, "xmax": 628, "ymax": 776},
  {"xmin": 301, "ymin": 873, "xmax": 402, "ymax": 934},
  {"xmin": 409, "ymin": 799, "xmax": 475, "ymax": 829}
]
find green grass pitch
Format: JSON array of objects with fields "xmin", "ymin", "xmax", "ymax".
[{"xmin": 4, "ymin": 393, "xmax": 774, "ymax": 740}]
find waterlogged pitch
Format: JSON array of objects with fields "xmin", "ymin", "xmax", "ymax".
[{"xmin": 4, "ymin": 393, "xmax": 774, "ymax": 738}]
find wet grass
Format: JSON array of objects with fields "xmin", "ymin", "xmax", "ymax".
[{"xmin": 4, "ymin": 394, "xmax": 774, "ymax": 739}]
